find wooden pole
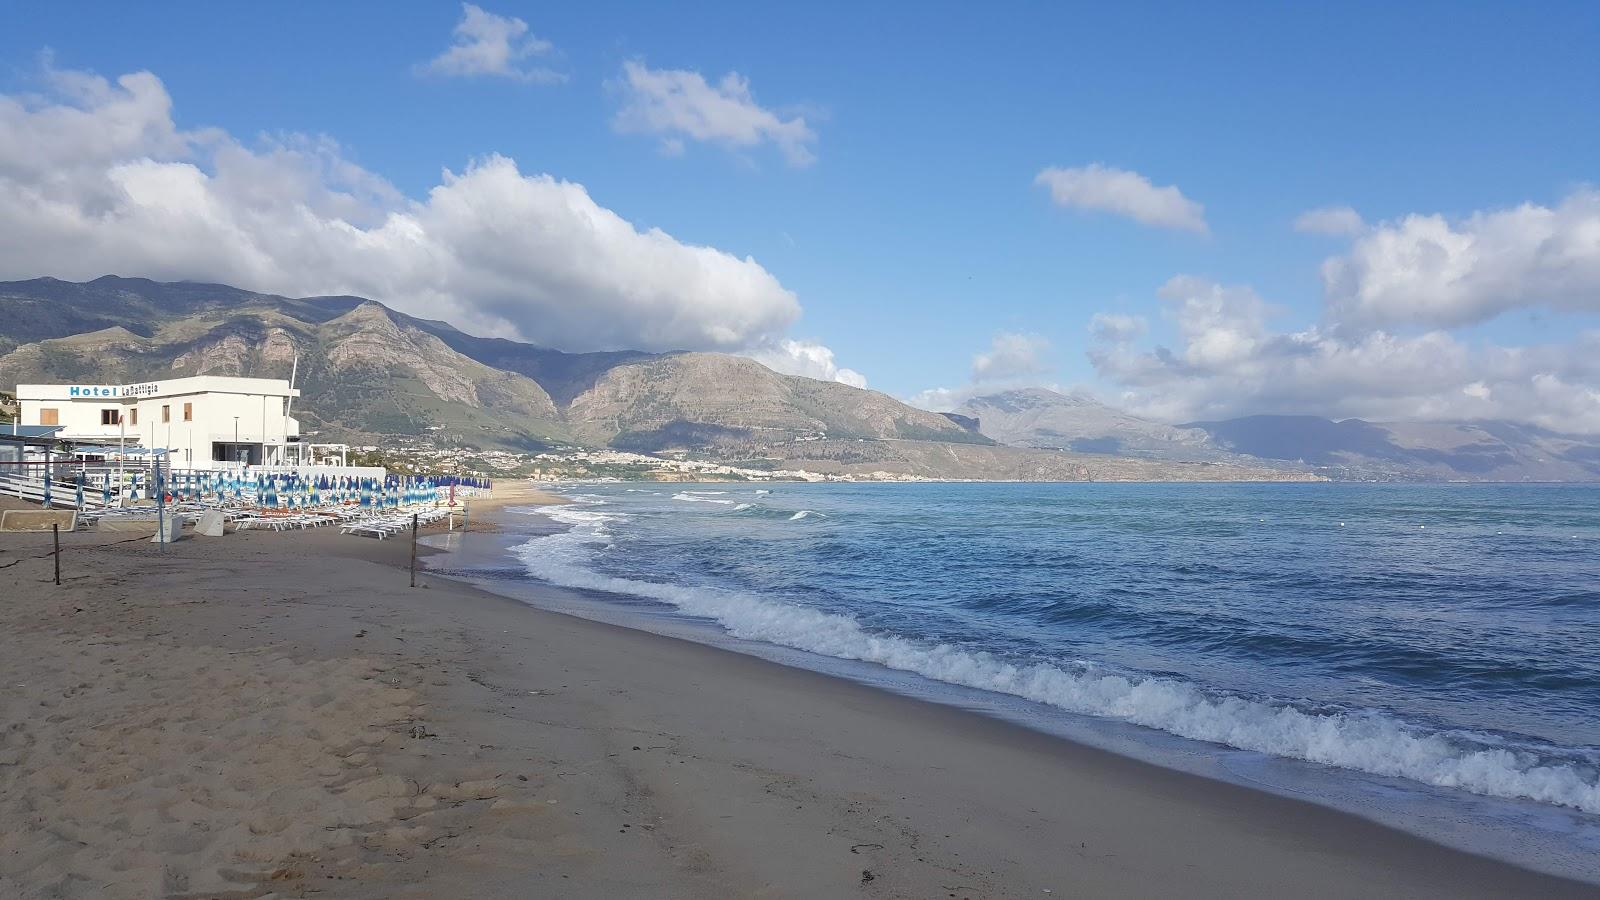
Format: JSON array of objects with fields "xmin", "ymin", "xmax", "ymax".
[
  {"xmin": 52, "ymin": 522, "xmax": 60, "ymax": 585},
  {"xmin": 409, "ymin": 512, "xmax": 419, "ymax": 588},
  {"xmin": 155, "ymin": 453, "xmax": 166, "ymax": 551}
]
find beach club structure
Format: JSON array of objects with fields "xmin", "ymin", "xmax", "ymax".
[
  {"xmin": 15, "ymin": 376, "xmax": 303, "ymax": 469},
  {"xmin": 4, "ymin": 376, "xmax": 491, "ymax": 536}
]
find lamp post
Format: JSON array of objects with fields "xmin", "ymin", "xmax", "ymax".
[
  {"xmin": 233, "ymin": 416, "xmax": 240, "ymax": 467},
  {"xmin": 118, "ymin": 410, "xmax": 126, "ymax": 508}
]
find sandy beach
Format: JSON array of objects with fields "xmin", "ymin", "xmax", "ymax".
[{"xmin": 1, "ymin": 486, "xmax": 1594, "ymax": 899}]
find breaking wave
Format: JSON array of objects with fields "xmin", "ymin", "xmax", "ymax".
[
  {"xmin": 673, "ymin": 492, "xmax": 735, "ymax": 505},
  {"xmin": 516, "ymin": 505, "xmax": 1600, "ymax": 816}
]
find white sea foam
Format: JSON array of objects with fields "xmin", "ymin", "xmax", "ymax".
[
  {"xmin": 755, "ymin": 489, "xmax": 771, "ymax": 494},
  {"xmin": 673, "ymin": 492, "xmax": 735, "ymax": 505},
  {"xmin": 789, "ymin": 510, "xmax": 824, "ymax": 520},
  {"xmin": 541, "ymin": 506, "xmax": 619, "ymax": 528},
  {"xmin": 515, "ymin": 509, "xmax": 1600, "ymax": 816},
  {"xmin": 732, "ymin": 503, "xmax": 755, "ymax": 512}
]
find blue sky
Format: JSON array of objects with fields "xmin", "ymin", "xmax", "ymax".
[{"xmin": 4, "ymin": 2, "xmax": 1599, "ymax": 426}]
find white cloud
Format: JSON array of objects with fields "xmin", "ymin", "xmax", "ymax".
[
  {"xmin": 1088, "ymin": 275, "xmax": 1600, "ymax": 432},
  {"xmin": 1088, "ymin": 312, "xmax": 1148, "ymax": 343},
  {"xmin": 416, "ymin": 3, "xmax": 564, "ymax": 84},
  {"xmin": 972, "ymin": 332, "xmax": 1051, "ymax": 381},
  {"xmin": 1156, "ymin": 275, "xmax": 1273, "ymax": 369},
  {"xmin": 906, "ymin": 333, "xmax": 1055, "ymax": 412},
  {"xmin": 1294, "ymin": 205, "xmax": 1365, "ymax": 237},
  {"xmin": 1321, "ymin": 188, "xmax": 1600, "ymax": 329},
  {"xmin": 612, "ymin": 61, "xmax": 817, "ymax": 167},
  {"xmin": 0, "ymin": 62, "xmax": 804, "ymax": 354},
  {"xmin": 907, "ymin": 386, "xmax": 963, "ymax": 413},
  {"xmin": 1034, "ymin": 164, "xmax": 1207, "ymax": 234},
  {"xmin": 1088, "ymin": 191, "xmax": 1600, "ymax": 429},
  {"xmin": 744, "ymin": 339, "xmax": 866, "ymax": 388}
]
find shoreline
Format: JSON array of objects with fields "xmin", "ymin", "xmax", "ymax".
[
  {"xmin": 0, "ymin": 490, "xmax": 1594, "ymax": 896},
  {"xmin": 444, "ymin": 489, "xmax": 1600, "ymax": 886}
]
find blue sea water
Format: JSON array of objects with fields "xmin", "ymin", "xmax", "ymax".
[{"xmin": 437, "ymin": 482, "xmax": 1600, "ymax": 879}]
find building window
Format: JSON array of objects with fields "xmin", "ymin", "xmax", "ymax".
[
  {"xmin": 40, "ymin": 408, "xmax": 59, "ymax": 426},
  {"xmin": 101, "ymin": 408, "xmax": 121, "ymax": 425},
  {"xmin": 183, "ymin": 402, "xmax": 192, "ymax": 422},
  {"xmin": 162, "ymin": 404, "xmax": 171, "ymax": 424},
  {"xmin": 130, "ymin": 408, "xmax": 138, "ymax": 426}
]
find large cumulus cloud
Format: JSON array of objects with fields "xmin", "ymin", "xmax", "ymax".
[
  {"xmin": 1086, "ymin": 187, "xmax": 1600, "ymax": 432},
  {"xmin": 1321, "ymin": 189, "xmax": 1600, "ymax": 330},
  {"xmin": 0, "ymin": 61, "xmax": 814, "ymax": 357},
  {"xmin": 1089, "ymin": 275, "xmax": 1600, "ymax": 433}
]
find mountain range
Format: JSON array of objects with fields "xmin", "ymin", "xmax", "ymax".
[
  {"xmin": 953, "ymin": 387, "xmax": 1600, "ymax": 482},
  {"xmin": 953, "ymin": 388, "xmax": 1219, "ymax": 460},
  {"xmin": 0, "ymin": 277, "xmax": 1307, "ymax": 482},
  {"xmin": 2, "ymin": 277, "xmax": 1593, "ymax": 481}
]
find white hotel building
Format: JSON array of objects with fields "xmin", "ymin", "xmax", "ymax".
[{"xmin": 15, "ymin": 376, "xmax": 301, "ymax": 470}]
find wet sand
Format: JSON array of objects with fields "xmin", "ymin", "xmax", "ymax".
[{"xmin": 0, "ymin": 486, "xmax": 1593, "ymax": 898}]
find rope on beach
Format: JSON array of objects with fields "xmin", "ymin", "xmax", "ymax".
[{"xmin": 0, "ymin": 533, "xmax": 156, "ymax": 568}]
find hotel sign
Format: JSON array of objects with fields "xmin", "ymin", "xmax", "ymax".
[{"xmin": 65, "ymin": 382, "xmax": 160, "ymax": 398}]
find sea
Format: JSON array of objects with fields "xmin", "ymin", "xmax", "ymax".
[{"xmin": 426, "ymin": 482, "xmax": 1600, "ymax": 883}]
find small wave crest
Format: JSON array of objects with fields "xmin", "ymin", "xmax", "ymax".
[
  {"xmin": 673, "ymin": 492, "xmax": 736, "ymax": 505},
  {"xmin": 513, "ymin": 510, "xmax": 1600, "ymax": 816},
  {"xmin": 790, "ymin": 510, "xmax": 825, "ymax": 521},
  {"xmin": 728, "ymin": 503, "xmax": 811, "ymax": 520},
  {"xmin": 542, "ymin": 506, "xmax": 621, "ymax": 531}
]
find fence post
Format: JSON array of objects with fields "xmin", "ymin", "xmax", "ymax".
[
  {"xmin": 409, "ymin": 512, "xmax": 419, "ymax": 588},
  {"xmin": 156, "ymin": 454, "xmax": 167, "ymax": 550},
  {"xmin": 52, "ymin": 522, "xmax": 61, "ymax": 585}
]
